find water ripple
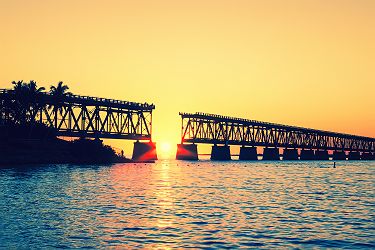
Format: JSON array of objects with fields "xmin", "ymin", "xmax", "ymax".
[{"xmin": 0, "ymin": 160, "xmax": 374, "ymax": 248}]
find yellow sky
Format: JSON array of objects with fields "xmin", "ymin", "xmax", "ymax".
[{"xmin": 0, "ymin": 0, "xmax": 374, "ymax": 158}]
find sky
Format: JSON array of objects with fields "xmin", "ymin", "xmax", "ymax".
[{"xmin": 0, "ymin": 0, "xmax": 374, "ymax": 158}]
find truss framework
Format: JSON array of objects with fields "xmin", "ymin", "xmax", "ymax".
[
  {"xmin": 0, "ymin": 89, "xmax": 154, "ymax": 140},
  {"xmin": 180, "ymin": 112, "xmax": 375, "ymax": 152}
]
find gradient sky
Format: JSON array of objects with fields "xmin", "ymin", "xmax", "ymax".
[{"xmin": 1, "ymin": 0, "xmax": 374, "ymax": 158}]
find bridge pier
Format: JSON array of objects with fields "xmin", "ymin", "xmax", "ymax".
[
  {"xmin": 361, "ymin": 152, "xmax": 374, "ymax": 160},
  {"xmin": 262, "ymin": 147, "xmax": 280, "ymax": 160},
  {"xmin": 239, "ymin": 146, "xmax": 258, "ymax": 160},
  {"xmin": 211, "ymin": 145, "xmax": 231, "ymax": 161},
  {"xmin": 315, "ymin": 150, "xmax": 329, "ymax": 160},
  {"xmin": 333, "ymin": 151, "xmax": 347, "ymax": 160},
  {"xmin": 282, "ymin": 148, "xmax": 299, "ymax": 160},
  {"xmin": 132, "ymin": 141, "xmax": 158, "ymax": 162},
  {"xmin": 176, "ymin": 144, "xmax": 198, "ymax": 160},
  {"xmin": 300, "ymin": 149, "xmax": 315, "ymax": 160},
  {"xmin": 348, "ymin": 151, "xmax": 361, "ymax": 160}
]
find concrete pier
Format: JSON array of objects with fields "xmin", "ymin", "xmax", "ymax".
[
  {"xmin": 211, "ymin": 145, "xmax": 231, "ymax": 161},
  {"xmin": 333, "ymin": 151, "xmax": 346, "ymax": 160},
  {"xmin": 262, "ymin": 147, "xmax": 280, "ymax": 160},
  {"xmin": 176, "ymin": 144, "xmax": 198, "ymax": 160},
  {"xmin": 361, "ymin": 152, "xmax": 374, "ymax": 160},
  {"xmin": 348, "ymin": 151, "xmax": 361, "ymax": 160},
  {"xmin": 315, "ymin": 150, "xmax": 329, "ymax": 160},
  {"xmin": 239, "ymin": 146, "xmax": 258, "ymax": 160},
  {"xmin": 282, "ymin": 148, "xmax": 299, "ymax": 160},
  {"xmin": 300, "ymin": 149, "xmax": 315, "ymax": 160},
  {"xmin": 132, "ymin": 141, "xmax": 158, "ymax": 161}
]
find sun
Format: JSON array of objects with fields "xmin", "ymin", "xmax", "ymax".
[{"xmin": 159, "ymin": 141, "xmax": 173, "ymax": 159}]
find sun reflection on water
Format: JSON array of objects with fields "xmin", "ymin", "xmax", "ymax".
[{"xmin": 153, "ymin": 161, "xmax": 175, "ymax": 228}]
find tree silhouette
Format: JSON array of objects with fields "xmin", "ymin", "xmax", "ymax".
[
  {"xmin": 50, "ymin": 81, "xmax": 71, "ymax": 99},
  {"xmin": 49, "ymin": 81, "xmax": 71, "ymax": 127},
  {"xmin": 11, "ymin": 80, "xmax": 45, "ymax": 123}
]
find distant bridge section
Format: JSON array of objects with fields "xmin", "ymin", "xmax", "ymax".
[{"xmin": 177, "ymin": 112, "xmax": 375, "ymax": 160}]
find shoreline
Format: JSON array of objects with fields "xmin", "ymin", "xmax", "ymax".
[{"xmin": 0, "ymin": 135, "xmax": 137, "ymax": 166}]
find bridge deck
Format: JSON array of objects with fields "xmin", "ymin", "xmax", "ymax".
[{"xmin": 180, "ymin": 112, "xmax": 375, "ymax": 152}]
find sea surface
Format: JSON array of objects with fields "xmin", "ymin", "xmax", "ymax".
[{"xmin": 0, "ymin": 160, "xmax": 374, "ymax": 249}]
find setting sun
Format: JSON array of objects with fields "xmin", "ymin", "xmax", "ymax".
[{"xmin": 159, "ymin": 141, "xmax": 173, "ymax": 159}]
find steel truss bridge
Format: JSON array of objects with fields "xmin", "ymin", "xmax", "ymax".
[
  {"xmin": 180, "ymin": 112, "xmax": 375, "ymax": 153},
  {"xmin": 0, "ymin": 89, "xmax": 154, "ymax": 140}
]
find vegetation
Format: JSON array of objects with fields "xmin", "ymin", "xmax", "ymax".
[
  {"xmin": 49, "ymin": 81, "xmax": 71, "ymax": 127},
  {"xmin": 1, "ymin": 80, "xmax": 70, "ymax": 125},
  {"xmin": 3, "ymin": 80, "xmax": 46, "ymax": 124},
  {"xmin": 49, "ymin": 81, "xmax": 71, "ymax": 99},
  {"xmin": 0, "ymin": 80, "xmax": 71, "ymax": 138}
]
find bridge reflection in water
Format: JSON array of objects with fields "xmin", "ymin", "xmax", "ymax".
[{"xmin": 176, "ymin": 112, "xmax": 375, "ymax": 161}]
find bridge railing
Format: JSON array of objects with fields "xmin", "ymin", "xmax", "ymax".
[
  {"xmin": 64, "ymin": 93, "xmax": 155, "ymax": 110},
  {"xmin": 0, "ymin": 88, "xmax": 155, "ymax": 110}
]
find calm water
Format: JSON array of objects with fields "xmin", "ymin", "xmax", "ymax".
[{"xmin": 0, "ymin": 160, "xmax": 374, "ymax": 249}]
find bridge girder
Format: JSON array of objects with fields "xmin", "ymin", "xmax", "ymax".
[
  {"xmin": 38, "ymin": 105, "xmax": 152, "ymax": 140},
  {"xmin": 0, "ymin": 89, "xmax": 154, "ymax": 140},
  {"xmin": 180, "ymin": 112, "xmax": 375, "ymax": 153}
]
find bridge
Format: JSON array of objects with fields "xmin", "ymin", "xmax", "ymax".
[
  {"xmin": 176, "ymin": 112, "xmax": 375, "ymax": 161},
  {"xmin": 0, "ymin": 89, "xmax": 157, "ymax": 161}
]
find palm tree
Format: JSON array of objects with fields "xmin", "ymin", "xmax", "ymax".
[
  {"xmin": 11, "ymin": 80, "xmax": 25, "ymax": 122},
  {"xmin": 25, "ymin": 80, "xmax": 45, "ymax": 121},
  {"xmin": 10, "ymin": 80, "xmax": 45, "ymax": 123},
  {"xmin": 27, "ymin": 80, "xmax": 45, "ymax": 95},
  {"xmin": 49, "ymin": 81, "xmax": 71, "ymax": 127},
  {"xmin": 50, "ymin": 81, "xmax": 71, "ymax": 100},
  {"xmin": 12, "ymin": 80, "xmax": 25, "ymax": 94}
]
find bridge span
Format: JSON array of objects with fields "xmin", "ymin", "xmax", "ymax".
[
  {"xmin": 0, "ymin": 89, "xmax": 157, "ymax": 161},
  {"xmin": 176, "ymin": 112, "xmax": 375, "ymax": 161}
]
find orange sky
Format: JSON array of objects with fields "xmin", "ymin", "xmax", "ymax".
[{"xmin": 0, "ymin": 0, "xmax": 374, "ymax": 158}]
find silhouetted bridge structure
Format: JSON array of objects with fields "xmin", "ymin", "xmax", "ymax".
[
  {"xmin": 0, "ymin": 89, "xmax": 157, "ymax": 161},
  {"xmin": 176, "ymin": 112, "xmax": 375, "ymax": 161}
]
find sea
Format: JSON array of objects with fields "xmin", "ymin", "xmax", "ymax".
[{"xmin": 0, "ymin": 160, "xmax": 374, "ymax": 249}]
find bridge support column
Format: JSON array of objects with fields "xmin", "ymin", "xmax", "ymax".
[
  {"xmin": 211, "ymin": 145, "xmax": 231, "ymax": 161},
  {"xmin": 315, "ymin": 150, "xmax": 329, "ymax": 160},
  {"xmin": 239, "ymin": 146, "xmax": 258, "ymax": 160},
  {"xmin": 132, "ymin": 141, "xmax": 158, "ymax": 162},
  {"xmin": 176, "ymin": 144, "xmax": 198, "ymax": 160},
  {"xmin": 300, "ymin": 149, "xmax": 315, "ymax": 160},
  {"xmin": 333, "ymin": 151, "xmax": 346, "ymax": 160},
  {"xmin": 348, "ymin": 151, "xmax": 361, "ymax": 160},
  {"xmin": 361, "ymin": 152, "xmax": 374, "ymax": 160},
  {"xmin": 262, "ymin": 147, "xmax": 280, "ymax": 160},
  {"xmin": 282, "ymin": 148, "xmax": 299, "ymax": 160}
]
